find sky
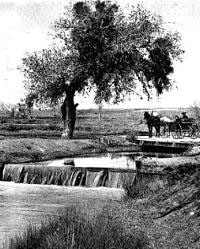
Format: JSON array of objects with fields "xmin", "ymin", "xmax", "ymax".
[{"xmin": 0, "ymin": 0, "xmax": 200, "ymax": 109}]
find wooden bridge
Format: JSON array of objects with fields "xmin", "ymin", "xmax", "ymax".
[{"xmin": 135, "ymin": 136, "xmax": 200, "ymax": 153}]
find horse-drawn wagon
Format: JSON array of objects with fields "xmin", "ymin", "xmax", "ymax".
[
  {"xmin": 144, "ymin": 111, "xmax": 200, "ymax": 139},
  {"xmin": 160, "ymin": 116, "xmax": 199, "ymax": 139}
]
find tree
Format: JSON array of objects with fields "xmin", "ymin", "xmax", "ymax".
[{"xmin": 21, "ymin": 0, "xmax": 184, "ymax": 138}]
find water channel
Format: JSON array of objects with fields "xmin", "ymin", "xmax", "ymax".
[
  {"xmin": 0, "ymin": 152, "xmax": 178, "ymax": 247},
  {"xmin": 3, "ymin": 152, "xmax": 177, "ymax": 187}
]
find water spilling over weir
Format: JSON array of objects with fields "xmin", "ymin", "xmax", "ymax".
[
  {"xmin": 1, "ymin": 152, "xmax": 176, "ymax": 188},
  {"xmin": 2, "ymin": 153, "xmax": 139, "ymax": 188},
  {"xmin": 0, "ymin": 152, "xmax": 178, "ymax": 246}
]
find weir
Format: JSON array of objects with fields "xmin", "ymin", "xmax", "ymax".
[
  {"xmin": 1, "ymin": 152, "xmax": 171, "ymax": 188},
  {"xmin": 1, "ymin": 153, "xmax": 141, "ymax": 188},
  {"xmin": 2, "ymin": 163, "xmax": 137, "ymax": 188}
]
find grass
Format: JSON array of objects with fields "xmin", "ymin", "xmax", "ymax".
[
  {"xmin": 7, "ymin": 206, "xmax": 148, "ymax": 249},
  {"xmin": 120, "ymin": 164, "xmax": 200, "ymax": 249},
  {"xmin": 122, "ymin": 172, "xmax": 168, "ymax": 199},
  {"xmin": 0, "ymin": 107, "xmax": 191, "ymax": 139}
]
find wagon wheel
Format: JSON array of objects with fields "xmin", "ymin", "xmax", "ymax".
[
  {"xmin": 160, "ymin": 123, "xmax": 170, "ymax": 137},
  {"xmin": 189, "ymin": 123, "xmax": 199, "ymax": 139},
  {"xmin": 182, "ymin": 126, "xmax": 190, "ymax": 138},
  {"xmin": 181, "ymin": 123, "xmax": 193, "ymax": 137},
  {"xmin": 171, "ymin": 122, "xmax": 183, "ymax": 139}
]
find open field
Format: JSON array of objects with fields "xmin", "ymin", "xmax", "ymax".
[
  {"xmin": 0, "ymin": 107, "xmax": 193, "ymax": 164},
  {"xmin": 0, "ymin": 107, "xmax": 192, "ymax": 139}
]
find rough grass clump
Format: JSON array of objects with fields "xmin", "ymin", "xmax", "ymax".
[
  {"xmin": 123, "ymin": 173, "xmax": 168, "ymax": 199},
  {"xmin": 7, "ymin": 206, "xmax": 148, "ymax": 249}
]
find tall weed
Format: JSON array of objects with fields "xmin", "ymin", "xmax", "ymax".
[{"xmin": 8, "ymin": 206, "xmax": 148, "ymax": 249}]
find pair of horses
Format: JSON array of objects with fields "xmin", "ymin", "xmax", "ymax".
[{"xmin": 144, "ymin": 111, "xmax": 161, "ymax": 137}]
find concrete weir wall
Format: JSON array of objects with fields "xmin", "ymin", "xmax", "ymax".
[
  {"xmin": 2, "ymin": 163, "xmax": 137, "ymax": 188},
  {"xmin": 2, "ymin": 164, "xmax": 72, "ymax": 185}
]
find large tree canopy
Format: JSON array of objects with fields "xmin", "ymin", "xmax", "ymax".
[{"xmin": 21, "ymin": 0, "xmax": 184, "ymax": 137}]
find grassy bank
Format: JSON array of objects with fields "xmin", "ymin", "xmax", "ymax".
[
  {"xmin": 7, "ymin": 206, "xmax": 148, "ymax": 249},
  {"xmin": 122, "ymin": 162, "xmax": 200, "ymax": 248},
  {"xmin": 0, "ymin": 136, "xmax": 140, "ymax": 164}
]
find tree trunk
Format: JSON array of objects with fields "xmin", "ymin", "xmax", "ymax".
[{"xmin": 61, "ymin": 91, "xmax": 78, "ymax": 139}]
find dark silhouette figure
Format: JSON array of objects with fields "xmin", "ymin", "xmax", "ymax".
[
  {"xmin": 61, "ymin": 101, "xmax": 79, "ymax": 130},
  {"xmin": 25, "ymin": 93, "xmax": 35, "ymax": 119},
  {"xmin": 144, "ymin": 111, "xmax": 161, "ymax": 137}
]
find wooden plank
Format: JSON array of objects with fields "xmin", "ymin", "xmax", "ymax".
[{"xmin": 135, "ymin": 136, "xmax": 194, "ymax": 153}]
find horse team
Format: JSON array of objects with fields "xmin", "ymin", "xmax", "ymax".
[{"xmin": 144, "ymin": 111, "xmax": 194, "ymax": 138}]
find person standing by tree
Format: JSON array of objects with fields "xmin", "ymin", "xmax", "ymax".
[
  {"xmin": 25, "ymin": 93, "xmax": 35, "ymax": 119},
  {"xmin": 21, "ymin": 0, "xmax": 184, "ymax": 139}
]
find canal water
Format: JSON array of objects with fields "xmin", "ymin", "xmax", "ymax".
[
  {"xmin": 0, "ymin": 152, "xmax": 178, "ymax": 247},
  {"xmin": 48, "ymin": 152, "xmax": 137, "ymax": 169},
  {"xmin": 43, "ymin": 152, "xmax": 177, "ymax": 168},
  {"xmin": 0, "ymin": 182, "xmax": 123, "ymax": 248}
]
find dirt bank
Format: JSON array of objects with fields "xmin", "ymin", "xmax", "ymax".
[
  {"xmin": 122, "ymin": 158, "xmax": 200, "ymax": 249},
  {"xmin": 0, "ymin": 136, "xmax": 140, "ymax": 163},
  {"xmin": 140, "ymin": 155, "xmax": 200, "ymax": 172}
]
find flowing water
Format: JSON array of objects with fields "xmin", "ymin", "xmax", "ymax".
[
  {"xmin": 2, "ymin": 152, "xmax": 139, "ymax": 188},
  {"xmin": 0, "ymin": 152, "xmax": 177, "ymax": 247},
  {"xmin": 2, "ymin": 152, "xmax": 176, "ymax": 188}
]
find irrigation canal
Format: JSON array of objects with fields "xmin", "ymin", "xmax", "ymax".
[
  {"xmin": 0, "ymin": 150, "xmax": 187, "ymax": 247},
  {"xmin": 0, "ymin": 182, "xmax": 123, "ymax": 248}
]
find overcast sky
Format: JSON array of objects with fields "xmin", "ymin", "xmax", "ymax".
[{"xmin": 0, "ymin": 0, "xmax": 199, "ymax": 109}]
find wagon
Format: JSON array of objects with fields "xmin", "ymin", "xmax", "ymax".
[{"xmin": 160, "ymin": 117, "xmax": 200, "ymax": 139}]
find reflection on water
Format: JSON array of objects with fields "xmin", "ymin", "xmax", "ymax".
[
  {"xmin": 47, "ymin": 153, "xmax": 137, "ymax": 169},
  {"xmin": 0, "ymin": 182, "xmax": 123, "ymax": 248},
  {"xmin": 47, "ymin": 152, "xmax": 178, "ymax": 168}
]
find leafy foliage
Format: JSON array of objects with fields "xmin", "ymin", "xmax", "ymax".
[
  {"xmin": 21, "ymin": 0, "xmax": 184, "ymax": 106},
  {"xmin": 21, "ymin": 47, "xmax": 71, "ymax": 105}
]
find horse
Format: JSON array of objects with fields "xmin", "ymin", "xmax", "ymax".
[{"xmin": 144, "ymin": 111, "xmax": 161, "ymax": 137}]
